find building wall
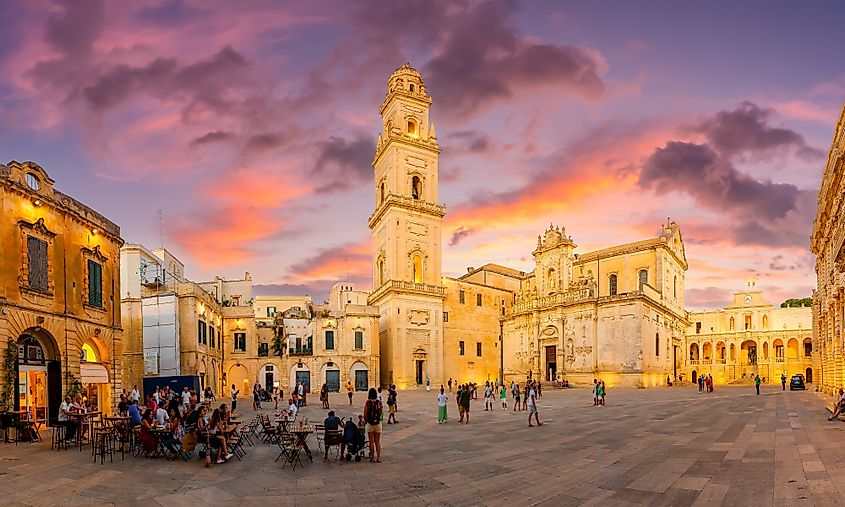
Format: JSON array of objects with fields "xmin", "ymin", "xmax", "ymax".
[
  {"xmin": 685, "ymin": 284, "xmax": 813, "ymax": 384},
  {"xmin": 0, "ymin": 161, "xmax": 124, "ymax": 417},
  {"xmin": 811, "ymin": 103, "xmax": 845, "ymax": 395}
]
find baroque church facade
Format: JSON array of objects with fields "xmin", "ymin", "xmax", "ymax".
[{"xmin": 369, "ymin": 64, "xmax": 688, "ymax": 389}]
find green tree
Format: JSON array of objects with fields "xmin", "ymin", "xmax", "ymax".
[{"xmin": 781, "ymin": 297, "xmax": 812, "ymax": 308}]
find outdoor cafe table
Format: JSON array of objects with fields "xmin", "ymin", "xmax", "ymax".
[
  {"xmin": 68, "ymin": 411, "xmax": 101, "ymax": 451},
  {"xmin": 152, "ymin": 426, "xmax": 172, "ymax": 458},
  {"xmin": 4, "ymin": 411, "xmax": 27, "ymax": 443},
  {"xmin": 289, "ymin": 424, "xmax": 314, "ymax": 463},
  {"xmin": 18, "ymin": 418, "xmax": 47, "ymax": 443}
]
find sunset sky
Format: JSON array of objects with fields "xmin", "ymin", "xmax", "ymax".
[{"xmin": 2, "ymin": 0, "xmax": 842, "ymax": 309}]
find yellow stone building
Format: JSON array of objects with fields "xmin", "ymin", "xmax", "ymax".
[
  {"xmin": 1, "ymin": 161, "xmax": 124, "ymax": 420},
  {"xmin": 227, "ymin": 283, "xmax": 380, "ymax": 396},
  {"xmin": 121, "ymin": 244, "xmax": 230, "ymax": 396},
  {"xmin": 369, "ymin": 65, "xmax": 688, "ymax": 388},
  {"xmin": 811, "ymin": 103, "xmax": 845, "ymax": 395},
  {"xmin": 685, "ymin": 280, "xmax": 812, "ymax": 385}
]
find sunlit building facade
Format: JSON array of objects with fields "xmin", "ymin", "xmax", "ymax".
[
  {"xmin": 1, "ymin": 161, "xmax": 124, "ymax": 419},
  {"xmin": 811, "ymin": 103, "xmax": 845, "ymax": 395},
  {"xmin": 685, "ymin": 281, "xmax": 812, "ymax": 385}
]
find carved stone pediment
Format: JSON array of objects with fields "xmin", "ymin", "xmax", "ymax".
[
  {"xmin": 19, "ymin": 217, "xmax": 57, "ymax": 238},
  {"xmin": 408, "ymin": 309, "xmax": 430, "ymax": 326},
  {"xmin": 81, "ymin": 244, "xmax": 109, "ymax": 262}
]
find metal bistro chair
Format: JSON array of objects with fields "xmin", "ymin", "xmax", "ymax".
[
  {"xmin": 314, "ymin": 424, "xmax": 325, "ymax": 452},
  {"xmin": 51, "ymin": 423, "xmax": 67, "ymax": 451},
  {"xmin": 324, "ymin": 429, "xmax": 343, "ymax": 462},
  {"xmin": 92, "ymin": 427, "xmax": 114, "ymax": 464},
  {"xmin": 280, "ymin": 432, "xmax": 304, "ymax": 470}
]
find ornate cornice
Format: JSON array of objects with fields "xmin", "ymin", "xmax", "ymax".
[
  {"xmin": 368, "ymin": 193, "xmax": 446, "ymax": 229},
  {"xmin": 373, "ymin": 134, "xmax": 440, "ymax": 166},
  {"xmin": 18, "ymin": 217, "xmax": 57, "ymax": 238}
]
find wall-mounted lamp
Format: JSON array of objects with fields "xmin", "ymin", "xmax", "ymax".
[
  {"xmin": 91, "ymin": 228, "xmax": 99, "ymax": 235},
  {"xmin": 33, "ymin": 199, "xmax": 43, "ymax": 207}
]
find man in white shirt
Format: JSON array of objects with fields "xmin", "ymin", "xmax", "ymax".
[
  {"xmin": 288, "ymin": 398, "xmax": 298, "ymax": 420},
  {"xmin": 131, "ymin": 385, "xmax": 140, "ymax": 403},
  {"xmin": 231, "ymin": 384, "xmax": 239, "ymax": 412},
  {"xmin": 155, "ymin": 404, "xmax": 169, "ymax": 426},
  {"xmin": 59, "ymin": 396, "xmax": 77, "ymax": 441},
  {"xmin": 527, "ymin": 381, "xmax": 542, "ymax": 427},
  {"xmin": 181, "ymin": 387, "xmax": 191, "ymax": 412}
]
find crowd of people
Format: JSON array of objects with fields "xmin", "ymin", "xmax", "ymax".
[{"xmin": 436, "ymin": 379, "xmax": 543, "ymax": 427}]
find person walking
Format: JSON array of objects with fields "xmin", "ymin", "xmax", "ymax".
[
  {"xmin": 781, "ymin": 373, "xmax": 787, "ymax": 391},
  {"xmin": 755, "ymin": 375, "xmax": 761, "ymax": 395},
  {"xmin": 364, "ymin": 388, "xmax": 382, "ymax": 463},
  {"xmin": 500, "ymin": 383, "xmax": 508, "ymax": 410},
  {"xmin": 273, "ymin": 387, "xmax": 280, "ymax": 410},
  {"xmin": 459, "ymin": 383, "xmax": 472, "ymax": 424},
  {"xmin": 387, "ymin": 385, "xmax": 397, "ymax": 424},
  {"xmin": 448, "ymin": 378, "xmax": 453, "ymax": 393},
  {"xmin": 513, "ymin": 383, "xmax": 521, "ymax": 412},
  {"xmin": 484, "ymin": 382, "xmax": 493, "ymax": 411},
  {"xmin": 592, "ymin": 379, "xmax": 599, "ymax": 405},
  {"xmin": 600, "ymin": 381, "xmax": 607, "ymax": 405},
  {"xmin": 347, "ymin": 380, "xmax": 354, "ymax": 406},
  {"xmin": 437, "ymin": 387, "xmax": 448, "ymax": 424},
  {"xmin": 528, "ymin": 381, "xmax": 542, "ymax": 427}
]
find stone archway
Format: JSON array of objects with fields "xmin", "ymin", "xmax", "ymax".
[{"xmin": 16, "ymin": 327, "xmax": 62, "ymax": 423}]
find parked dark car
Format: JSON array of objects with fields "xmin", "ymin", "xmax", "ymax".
[{"xmin": 790, "ymin": 375, "xmax": 806, "ymax": 390}]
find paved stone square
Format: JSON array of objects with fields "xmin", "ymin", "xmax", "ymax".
[{"xmin": 2, "ymin": 385, "xmax": 845, "ymax": 506}]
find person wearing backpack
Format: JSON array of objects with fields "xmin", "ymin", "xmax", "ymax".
[{"xmin": 364, "ymin": 388, "xmax": 382, "ymax": 463}]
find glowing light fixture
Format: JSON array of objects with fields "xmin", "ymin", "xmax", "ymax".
[
  {"xmin": 33, "ymin": 199, "xmax": 43, "ymax": 207},
  {"xmin": 91, "ymin": 228, "xmax": 99, "ymax": 235}
]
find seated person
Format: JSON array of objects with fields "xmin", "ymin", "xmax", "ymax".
[
  {"xmin": 128, "ymin": 401, "xmax": 142, "ymax": 428},
  {"xmin": 139, "ymin": 409, "xmax": 160, "ymax": 457},
  {"xmin": 155, "ymin": 403, "xmax": 169, "ymax": 426},
  {"xmin": 323, "ymin": 411, "xmax": 343, "ymax": 461},
  {"xmin": 59, "ymin": 395, "xmax": 77, "ymax": 442},
  {"xmin": 184, "ymin": 404, "xmax": 200, "ymax": 428},
  {"xmin": 829, "ymin": 389, "xmax": 845, "ymax": 421},
  {"xmin": 161, "ymin": 410, "xmax": 185, "ymax": 457},
  {"xmin": 117, "ymin": 393, "xmax": 130, "ymax": 415}
]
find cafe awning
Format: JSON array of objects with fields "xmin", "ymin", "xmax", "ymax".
[{"xmin": 80, "ymin": 363, "xmax": 109, "ymax": 384}]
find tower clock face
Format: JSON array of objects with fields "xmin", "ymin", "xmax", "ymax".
[{"xmin": 744, "ymin": 295, "xmax": 752, "ymax": 304}]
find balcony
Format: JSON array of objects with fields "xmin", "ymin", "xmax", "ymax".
[
  {"xmin": 509, "ymin": 287, "xmax": 594, "ymax": 316},
  {"xmin": 289, "ymin": 347, "xmax": 313, "ymax": 356},
  {"xmin": 368, "ymin": 279, "xmax": 446, "ymax": 303},
  {"xmin": 258, "ymin": 343, "xmax": 269, "ymax": 357},
  {"xmin": 689, "ymin": 360, "xmax": 700, "ymax": 365}
]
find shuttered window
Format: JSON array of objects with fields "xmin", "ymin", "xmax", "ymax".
[
  {"xmin": 27, "ymin": 236, "xmax": 48, "ymax": 292},
  {"xmin": 87, "ymin": 260, "xmax": 103, "ymax": 307},
  {"xmin": 354, "ymin": 330, "xmax": 363, "ymax": 350}
]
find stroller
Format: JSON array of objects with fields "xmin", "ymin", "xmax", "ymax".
[{"xmin": 341, "ymin": 418, "xmax": 366, "ymax": 462}]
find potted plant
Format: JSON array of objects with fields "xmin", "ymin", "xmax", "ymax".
[{"xmin": 1, "ymin": 341, "xmax": 17, "ymax": 440}]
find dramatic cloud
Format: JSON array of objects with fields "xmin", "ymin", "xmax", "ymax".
[
  {"xmin": 690, "ymin": 101, "xmax": 824, "ymax": 160},
  {"xmin": 423, "ymin": 1, "xmax": 606, "ymax": 118},
  {"xmin": 287, "ymin": 240, "xmax": 372, "ymax": 283},
  {"xmin": 449, "ymin": 226, "xmax": 478, "ymax": 246},
  {"xmin": 310, "ymin": 135, "xmax": 375, "ymax": 194}
]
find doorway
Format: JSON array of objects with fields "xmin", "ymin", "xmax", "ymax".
[
  {"xmin": 265, "ymin": 371, "xmax": 274, "ymax": 391},
  {"xmin": 806, "ymin": 367, "xmax": 813, "ymax": 383},
  {"xmin": 416, "ymin": 360, "xmax": 425, "ymax": 385},
  {"xmin": 691, "ymin": 370, "xmax": 698, "ymax": 384},
  {"xmin": 326, "ymin": 370, "xmax": 340, "ymax": 392},
  {"xmin": 545, "ymin": 345, "xmax": 557, "ymax": 381},
  {"xmin": 295, "ymin": 370, "xmax": 311, "ymax": 392},
  {"xmin": 355, "ymin": 370, "xmax": 368, "ymax": 391},
  {"xmin": 16, "ymin": 331, "xmax": 61, "ymax": 423}
]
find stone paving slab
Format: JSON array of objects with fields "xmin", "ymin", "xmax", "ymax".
[{"xmin": 2, "ymin": 385, "xmax": 845, "ymax": 505}]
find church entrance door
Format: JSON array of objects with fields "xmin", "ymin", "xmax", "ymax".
[
  {"xmin": 545, "ymin": 346, "xmax": 557, "ymax": 381},
  {"xmin": 415, "ymin": 360, "xmax": 425, "ymax": 385}
]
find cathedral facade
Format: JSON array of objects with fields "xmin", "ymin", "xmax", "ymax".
[{"xmin": 369, "ymin": 65, "xmax": 688, "ymax": 388}]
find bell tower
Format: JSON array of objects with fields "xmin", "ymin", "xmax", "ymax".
[{"xmin": 368, "ymin": 63, "xmax": 445, "ymax": 389}]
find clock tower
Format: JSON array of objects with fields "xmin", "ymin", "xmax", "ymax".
[{"xmin": 368, "ymin": 63, "xmax": 446, "ymax": 388}]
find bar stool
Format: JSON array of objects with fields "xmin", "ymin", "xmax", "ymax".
[
  {"xmin": 92, "ymin": 428, "xmax": 114, "ymax": 464},
  {"xmin": 51, "ymin": 424, "xmax": 67, "ymax": 451}
]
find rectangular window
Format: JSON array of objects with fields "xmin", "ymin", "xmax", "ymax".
[
  {"xmin": 804, "ymin": 342, "xmax": 812, "ymax": 357},
  {"xmin": 209, "ymin": 327, "xmax": 215, "ymax": 348},
  {"xmin": 27, "ymin": 235, "xmax": 48, "ymax": 292},
  {"xmin": 443, "ymin": 311, "xmax": 449, "ymax": 323},
  {"xmin": 354, "ymin": 330, "xmax": 364, "ymax": 350},
  {"xmin": 267, "ymin": 306, "xmax": 276, "ymax": 317},
  {"xmin": 476, "ymin": 342, "xmax": 482, "ymax": 356},
  {"xmin": 234, "ymin": 332, "xmax": 246, "ymax": 352},
  {"xmin": 87, "ymin": 260, "xmax": 103, "ymax": 307},
  {"xmin": 325, "ymin": 330, "xmax": 335, "ymax": 350},
  {"xmin": 695, "ymin": 322, "xmax": 702, "ymax": 334},
  {"xmin": 459, "ymin": 290, "xmax": 465, "ymax": 304},
  {"xmin": 258, "ymin": 343, "xmax": 269, "ymax": 357},
  {"xmin": 459, "ymin": 341, "xmax": 465, "ymax": 356},
  {"xmin": 198, "ymin": 320, "xmax": 207, "ymax": 345},
  {"xmin": 476, "ymin": 293, "xmax": 482, "ymax": 306}
]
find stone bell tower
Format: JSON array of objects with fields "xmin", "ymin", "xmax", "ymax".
[{"xmin": 368, "ymin": 63, "xmax": 446, "ymax": 388}]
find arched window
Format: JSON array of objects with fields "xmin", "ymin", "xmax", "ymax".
[
  {"xmin": 638, "ymin": 270, "xmax": 648, "ymax": 290},
  {"xmin": 729, "ymin": 317, "xmax": 735, "ymax": 331},
  {"xmin": 655, "ymin": 333, "xmax": 659, "ymax": 357},
  {"xmin": 609, "ymin": 274, "xmax": 618, "ymax": 296},
  {"xmin": 407, "ymin": 119, "xmax": 418, "ymax": 137},
  {"xmin": 547, "ymin": 268, "xmax": 556, "ymax": 291},
  {"xmin": 762, "ymin": 315, "xmax": 768, "ymax": 330},
  {"xmin": 379, "ymin": 181, "xmax": 385, "ymax": 204},
  {"xmin": 377, "ymin": 259, "xmax": 385, "ymax": 287},
  {"xmin": 411, "ymin": 176, "xmax": 422, "ymax": 200},
  {"xmin": 409, "ymin": 83, "xmax": 415, "ymax": 93},
  {"xmin": 412, "ymin": 255, "xmax": 423, "ymax": 284},
  {"xmin": 673, "ymin": 275, "xmax": 677, "ymax": 298}
]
